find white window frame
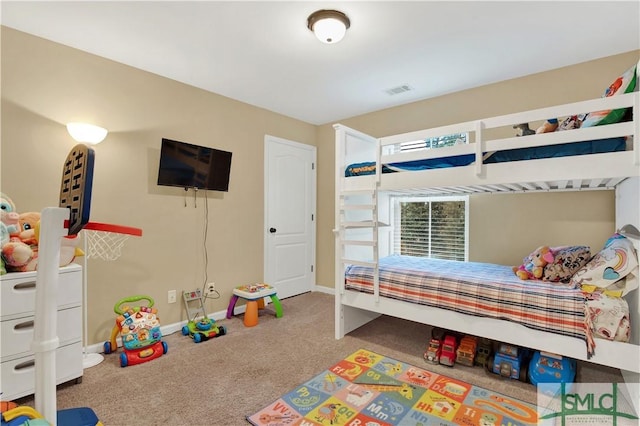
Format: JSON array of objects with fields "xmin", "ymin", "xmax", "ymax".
[{"xmin": 391, "ymin": 195, "xmax": 469, "ymax": 261}]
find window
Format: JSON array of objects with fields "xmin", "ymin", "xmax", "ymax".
[
  {"xmin": 399, "ymin": 133, "xmax": 467, "ymax": 152},
  {"xmin": 392, "ymin": 195, "xmax": 468, "ymax": 261}
]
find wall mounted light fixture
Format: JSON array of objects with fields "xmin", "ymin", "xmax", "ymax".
[
  {"xmin": 66, "ymin": 122, "xmax": 108, "ymax": 145},
  {"xmin": 307, "ymin": 9, "xmax": 350, "ymax": 44}
]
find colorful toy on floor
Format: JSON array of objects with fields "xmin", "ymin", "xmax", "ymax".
[
  {"xmin": 489, "ymin": 343, "xmax": 530, "ymax": 382},
  {"xmin": 424, "ymin": 327, "xmax": 445, "ymax": 364},
  {"xmin": 424, "ymin": 338, "xmax": 442, "ymax": 364},
  {"xmin": 103, "ymin": 295, "xmax": 167, "ymax": 367},
  {"xmin": 456, "ymin": 335, "xmax": 478, "ymax": 366},
  {"xmin": 181, "ymin": 289, "xmax": 226, "ymax": 343},
  {"xmin": 0, "ymin": 401, "xmax": 26, "ymax": 426},
  {"xmin": 528, "ymin": 350, "xmax": 577, "ymax": 387},
  {"xmin": 226, "ymin": 283, "xmax": 283, "ymax": 327},
  {"xmin": 1, "ymin": 404, "xmax": 102, "ymax": 426},
  {"xmin": 474, "ymin": 338, "xmax": 493, "ymax": 368},
  {"xmin": 439, "ymin": 334, "xmax": 458, "ymax": 367}
]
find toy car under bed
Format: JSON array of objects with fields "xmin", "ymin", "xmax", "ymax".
[
  {"xmin": 528, "ymin": 350, "xmax": 577, "ymax": 388},
  {"xmin": 103, "ymin": 295, "xmax": 168, "ymax": 367}
]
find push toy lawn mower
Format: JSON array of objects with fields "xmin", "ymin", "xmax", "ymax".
[{"xmin": 182, "ymin": 289, "xmax": 226, "ymax": 343}]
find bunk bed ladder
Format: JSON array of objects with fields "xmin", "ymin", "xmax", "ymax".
[{"xmin": 339, "ymin": 189, "xmax": 381, "ymax": 302}]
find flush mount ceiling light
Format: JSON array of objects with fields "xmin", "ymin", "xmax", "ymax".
[
  {"xmin": 307, "ymin": 9, "xmax": 350, "ymax": 44},
  {"xmin": 66, "ymin": 122, "xmax": 108, "ymax": 145}
]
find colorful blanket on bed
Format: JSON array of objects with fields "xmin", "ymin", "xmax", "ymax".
[{"xmin": 345, "ymin": 255, "xmax": 589, "ymax": 344}]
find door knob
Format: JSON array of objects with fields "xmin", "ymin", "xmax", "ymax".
[{"xmin": 269, "ymin": 227, "xmax": 277, "ymax": 233}]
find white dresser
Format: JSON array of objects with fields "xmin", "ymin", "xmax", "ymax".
[{"xmin": 0, "ymin": 263, "xmax": 83, "ymax": 400}]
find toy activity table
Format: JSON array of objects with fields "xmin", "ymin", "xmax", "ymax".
[{"xmin": 226, "ymin": 284, "xmax": 283, "ymax": 327}]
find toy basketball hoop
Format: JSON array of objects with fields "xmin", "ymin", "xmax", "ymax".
[
  {"xmin": 82, "ymin": 222, "xmax": 143, "ymax": 261},
  {"xmin": 58, "ymin": 144, "xmax": 142, "ymax": 260},
  {"xmin": 58, "ymin": 145, "xmax": 142, "ymax": 370},
  {"xmin": 32, "ymin": 144, "xmax": 142, "ymax": 422}
]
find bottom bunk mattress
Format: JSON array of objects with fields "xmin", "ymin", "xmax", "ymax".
[{"xmin": 344, "ymin": 255, "xmax": 591, "ymax": 347}]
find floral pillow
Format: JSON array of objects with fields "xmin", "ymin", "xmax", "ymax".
[
  {"xmin": 543, "ymin": 246, "xmax": 591, "ymax": 283},
  {"xmin": 569, "ymin": 233, "xmax": 639, "ymax": 296}
]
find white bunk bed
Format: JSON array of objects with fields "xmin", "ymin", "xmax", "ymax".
[{"xmin": 333, "ymin": 91, "xmax": 640, "ymax": 389}]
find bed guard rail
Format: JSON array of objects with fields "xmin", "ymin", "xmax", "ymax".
[{"xmin": 379, "ymin": 91, "xmax": 639, "ymax": 175}]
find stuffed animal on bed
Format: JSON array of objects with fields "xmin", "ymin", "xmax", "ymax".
[
  {"xmin": 542, "ymin": 245, "xmax": 591, "ymax": 283},
  {"xmin": 536, "ymin": 118, "xmax": 559, "ymax": 134},
  {"xmin": 513, "ymin": 246, "xmax": 555, "ymax": 280},
  {"xmin": 513, "ymin": 123, "xmax": 535, "ymax": 137}
]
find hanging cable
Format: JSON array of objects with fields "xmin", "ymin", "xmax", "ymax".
[
  {"xmin": 201, "ymin": 191, "xmax": 220, "ymax": 300},
  {"xmin": 203, "ymin": 190, "xmax": 208, "ymax": 289}
]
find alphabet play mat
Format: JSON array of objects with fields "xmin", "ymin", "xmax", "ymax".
[{"xmin": 247, "ymin": 349, "xmax": 538, "ymax": 425}]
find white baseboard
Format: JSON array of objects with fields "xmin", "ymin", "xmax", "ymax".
[
  {"xmin": 84, "ymin": 288, "xmax": 335, "ymax": 354},
  {"xmin": 314, "ymin": 285, "xmax": 335, "ymax": 295},
  {"xmin": 83, "ymin": 306, "xmax": 240, "ymax": 354}
]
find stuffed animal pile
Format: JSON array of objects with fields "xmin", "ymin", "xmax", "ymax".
[
  {"xmin": 513, "ymin": 245, "xmax": 592, "ymax": 283},
  {"xmin": 513, "ymin": 246, "xmax": 555, "ymax": 280},
  {"xmin": 515, "ymin": 61, "xmax": 637, "ymax": 138},
  {"xmin": 0, "ymin": 192, "xmax": 82, "ymax": 274}
]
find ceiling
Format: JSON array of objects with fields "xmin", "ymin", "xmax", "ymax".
[{"xmin": 2, "ymin": 1, "xmax": 639, "ymax": 125}]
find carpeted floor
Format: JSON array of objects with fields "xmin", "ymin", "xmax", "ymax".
[{"xmin": 13, "ymin": 292, "xmax": 623, "ymax": 425}]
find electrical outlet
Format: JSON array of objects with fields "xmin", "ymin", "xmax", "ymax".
[
  {"xmin": 168, "ymin": 290, "xmax": 177, "ymax": 303},
  {"xmin": 205, "ymin": 282, "xmax": 216, "ymax": 295}
]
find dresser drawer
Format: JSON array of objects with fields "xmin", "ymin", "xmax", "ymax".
[
  {"xmin": 0, "ymin": 264, "xmax": 82, "ymax": 319},
  {"xmin": 1, "ymin": 306, "xmax": 82, "ymax": 360},
  {"xmin": 0, "ymin": 342, "xmax": 83, "ymax": 401}
]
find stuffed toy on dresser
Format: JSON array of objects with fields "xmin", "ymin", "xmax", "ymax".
[{"xmin": 0, "ymin": 193, "xmax": 83, "ymax": 273}]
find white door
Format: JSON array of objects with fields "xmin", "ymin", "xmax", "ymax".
[{"xmin": 264, "ymin": 135, "xmax": 316, "ymax": 300}]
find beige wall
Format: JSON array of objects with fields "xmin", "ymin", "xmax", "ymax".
[
  {"xmin": 2, "ymin": 25, "xmax": 638, "ymax": 344},
  {"xmin": 1, "ymin": 27, "xmax": 316, "ymax": 344},
  {"xmin": 315, "ymin": 50, "xmax": 639, "ymax": 287}
]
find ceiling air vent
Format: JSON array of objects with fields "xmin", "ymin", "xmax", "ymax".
[{"xmin": 385, "ymin": 84, "xmax": 412, "ymax": 95}]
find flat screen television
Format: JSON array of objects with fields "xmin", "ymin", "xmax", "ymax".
[{"xmin": 157, "ymin": 138, "xmax": 232, "ymax": 192}]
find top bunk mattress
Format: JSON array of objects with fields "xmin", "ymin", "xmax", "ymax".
[{"xmin": 345, "ymin": 137, "xmax": 626, "ymax": 176}]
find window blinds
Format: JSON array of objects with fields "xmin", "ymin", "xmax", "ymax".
[{"xmin": 393, "ymin": 196, "xmax": 468, "ymax": 261}]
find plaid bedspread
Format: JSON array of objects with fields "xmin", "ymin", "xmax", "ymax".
[{"xmin": 345, "ymin": 255, "xmax": 588, "ymax": 342}]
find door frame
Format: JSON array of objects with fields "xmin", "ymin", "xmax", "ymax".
[{"xmin": 263, "ymin": 135, "xmax": 317, "ymax": 296}]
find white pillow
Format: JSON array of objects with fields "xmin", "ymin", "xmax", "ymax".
[{"xmin": 570, "ymin": 233, "xmax": 639, "ymax": 296}]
